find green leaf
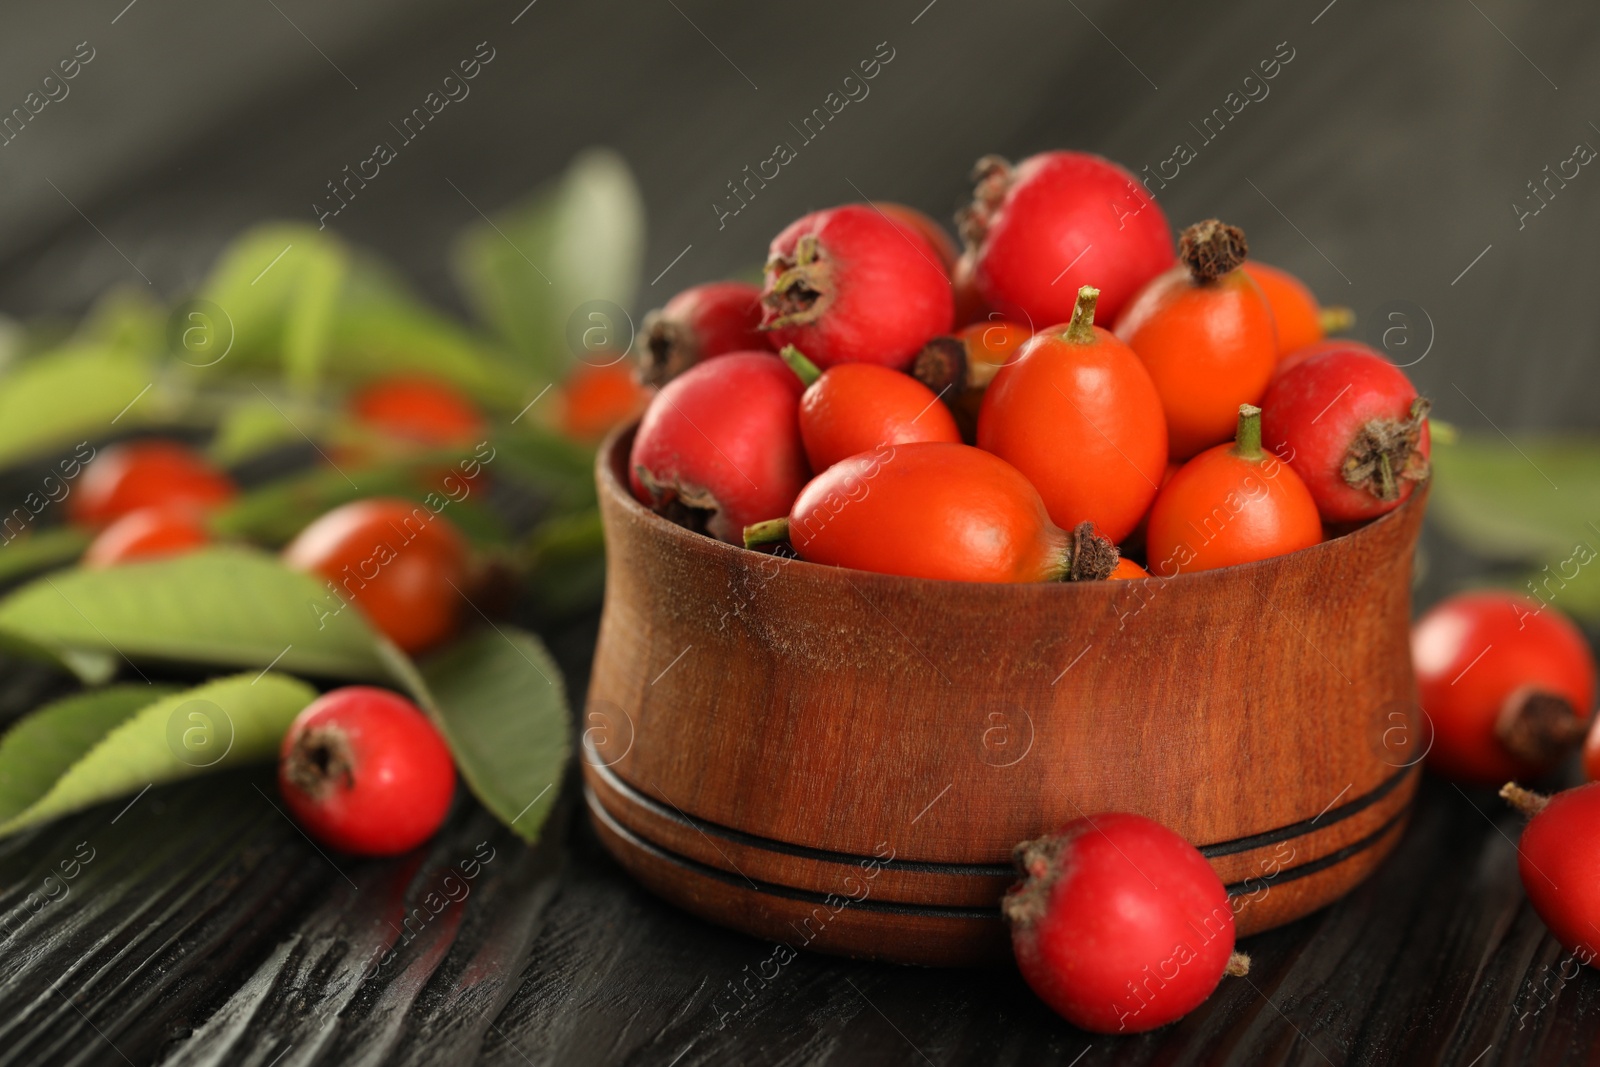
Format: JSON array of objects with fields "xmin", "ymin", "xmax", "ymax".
[
  {"xmin": 0, "ymin": 346, "xmax": 155, "ymax": 465},
  {"xmin": 0, "ymin": 547, "xmax": 391, "ymax": 683},
  {"xmin": 452, "ymin": 149, "xmax": 645, "ymax": 382},
  {"xmin": 0, "ymin": 527, "xmax": 92, "ymax": 587},
  {"xmin": 0, "ymin": 673, "xmax": 315, "ymax": 835},
  {"xmin": 1430, "ymin": 434, "xmax": 1600, "ymax": 622},
  {"xmin": 418, "ymin": 628, "xmax": 570, "ymax": 844},
  {"xmin": 282, "ymin": 239, "xmax": 349, "ymax": 394}
]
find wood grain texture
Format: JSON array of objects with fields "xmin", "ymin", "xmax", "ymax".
[{"xmin": 585, "ymin": 427, "xmax": 1429, "ymax": 963}]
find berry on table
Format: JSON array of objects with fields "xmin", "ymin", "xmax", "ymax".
[
  {"xmin": 1413, "ymin": 592, "xmax": 1595, "ymax": 784},
  {"xmin": 69, "ymin": 439, "xmax": 237, "ymax": 528},
  {"xmin": 83, "ymin": 505, "xmax": 210, "ymax": 567},
  {"xmin": 278, "ymin": 686, "xmax": 457, "ymax": 856},
  {"xmin": 1004, "ymin": 812, "xmax": 1248, "ymax": 1033},
  {"xmin": 1501, "ymin": 781, "xmax": 1600, "ymax": 968},
  {"xmin": 283, "ymin": 498, "xmax": 469, "ymax": 655}
]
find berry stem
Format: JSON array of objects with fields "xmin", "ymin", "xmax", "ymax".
[
  {"xmin": 1499, "ymin": 781, "xmax": 1550, "ymax": 817},
  {"xmin": 1234, "ymin": 404, "xmax": 1264, "ymax": 460},
  {"xmin": 778, "ymin": 345, "xmax": 822, "ymax": 387},
  {"xmin": 743, "ymin": 517, "xmax": 791, "ymax": 549},
  {"xmin": 1319, "ymin": 306, "xmax": 1356, "ymax": 334},
  {"xmin": 1062, "ymin": 286, "xmax": 1100, "ymax": 345}
]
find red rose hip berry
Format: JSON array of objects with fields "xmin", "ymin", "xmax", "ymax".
[
  {"xmin": 1501, "ymin": 782, "xmax": 1600, "ymax": 966},
  {"xmin": 1004, "ymin": 813, "xmax": 1247, "ymax": 1034},
  {"xmin": 761, "ymin": 204, "xmax": 953, "ymax": 370},
  {"xmin": 278, "ymin": 686, "xmax": 457, "ymax": 856},
  {"xmin": 69, "ymin": 439, "xmax": 237, "ymax": 528},
  {"xmin": 84, "ymin": 505, "xmax": 210, "ymax": 567},
  {"xmin": 959, "ymin": 151, "xmax": 1174, "ymax": 327},
  {"xmin": 630, "ymin": 352, "xmax": 809, "ymax": 544},
  {"xmin": 1260, "ymin": 342, "xmax": 1431, "ymax": 522},
  {"xmin": 639, "ymin": 281, "xmax": 767, "ymax": 387},
  {"xmin": 1413, "ymin": 592, "xmax": 1596, "ymax": 785}
]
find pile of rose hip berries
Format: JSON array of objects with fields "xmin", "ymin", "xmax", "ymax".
[
  {"xmin": 67, "ymin": 378, "xmax": 494, "ymax": 858},
  {"xmin": 629, "ymin": 149, "xmax": 1431, "ymax": 584}
]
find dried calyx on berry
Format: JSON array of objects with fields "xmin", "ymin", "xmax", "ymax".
[
  {"xmin": 1342, "ymin": 397, "xmax": 1432, "ymax": 501},
  {"xmin": 1179, "ymin": 219, "xmax": 1249, "ymax": 284},
  {"xmin": 762, "ymin": 233, "xmax": 830, "ymax": 329},
  {"xmin": 639, "ymin": 310, "xmax": 693, "ymax": 387},
  {"xmin": 956, "ymin": 154, "xmax": 1013, "ymax": 247},
  {"xmin": 283, "ymin": 725, "xmax": 356, "ymax": 799},
  {"xmin": 1060, "ymin": 521, "xmax": 1119, "ymax": 583}
]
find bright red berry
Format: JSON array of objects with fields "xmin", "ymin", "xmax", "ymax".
[
  {"xmin": 348, "ymin": 376, "xmax": 485, "ymax": 447},
  {"xmin": 1412, "ymin": 592, "xmax": 1596, "ymax": 785},
  {"xmin": 1003, "ymin": 813, "xmax": 1243, "ymax": 1034},
  {"xmin": 977, "ymin": 286, "xmax": 1169, "ymax": 543},
  {"xmin": 630, "ymin": 352, "xmax": 809, "ymax": 544},
  {"xmin": 761, "ymin": 204, "xmax": 953, "ymax": 370},
  {"xmin": 639, "ymin": 281, "xmax": 768, "ymax": 387},
  {"xmin": 558, "ymin": 363, "xmax": 649, "ymax": 442},
  {"xmin": 69, "ymin": 440, "xmax": 236, "ymax": 528},
  {"xmin": 959, "ymin": 151, "xmax": 1174, "ymax": 328},
  {"xmin": 873, "ymin": 201, "xmax": 960, "ymax": 271},
  {"xmin": 1116, "ymin": 220, "xmax": 1278, "ymax": 459},
  {"xmin": 1259, "ymin": 343, "xmax": 1431, "ymax": 523},
  {"xmin": 745, "ymin": 442, "xmax": 1117, "ymax": 584},
  {"xmin": 780, "ymin": 345, "xmax": 960, "ymax": 473},
  {"xmin": 283, "ymin": 498, "xmax": 469, "ymax": 655},
  {"xmin": 278, "ymin": 686, "xmax": 456, "ymax": 856},
  {"xmin": 83, "ymin": 505, "xmax": 210, "ymax": 567},
  {"xmin": 1503, "ymin": 783, "xmax": 1600, "ymax": 966}
]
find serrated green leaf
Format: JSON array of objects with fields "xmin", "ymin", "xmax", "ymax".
[
  {"xmin": 419, "ymin": 628, "xmax": 570, "ymax": 844},
  {"xmin": 0, "ymin": 547, "xmax": 390, "ymax": 683},
  {"xmin": 0, "ymin": 673, "xmax": 315, "ymax": 835}
]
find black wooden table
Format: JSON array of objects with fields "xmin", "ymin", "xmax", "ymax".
[{"xmin": 1, "ymin": 1, "xmax": 1597, "ymax": 1063}]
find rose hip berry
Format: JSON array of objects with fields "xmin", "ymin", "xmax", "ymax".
[
  {"xmin": 630, "ymin": 351, "xmax": 809, "ymax": 544},
  {"xmin": 279, "ymin": 686, "xmax": 456, "ymax": 856},
  {"xmin": 1145, "ymin": 405, "xmax": 1322, "ymax": 575},
  {"xmin": 978, "ymin": 286, "xmax": 1168, "ymax": 543},
  {"xmin": 1240, "ymin": 261, "xmax": 1353, "ymax": 359},
  {"xmin": 779, "ymin": 346, "xmax": 960, "ymax": 473},
  {"xmin": 639, "ymin": 281, "xmax": 767, "ymax": 387},
  {"xmin": 1501, "ymin": 782, "xmax": 1600, "ymax": 967},
  {"xmin": 744, "ymin": 442, "xmax": 1118, "ymax": 584},
  {"xmin": 959, "ymin": 151, "xmax": 1174, "ymax": 327},
  {"xmin": 874, "ymin": 201, "xmax": 960, "ymax": 272},
  {"xmin": 911, "ymin": 319, "xmax": 1033, "ymax": 437},
  {"xmin": 83, "ymin": 505, "xmax": 210, "ymax": 568},
  {"xmin": 348, "ymin": 376, "xmax": 485, "ymax": 447},
  {"xmin": 1116, "ymin": 219, "xmax": 1278, "ymax": 459},
  {"xmin": 1004, "ymin": 813, "xmax": 1247, "ymax": 1033},
  {"xmin": 69, "ymin": 439, "xmax": 237, "ymax": 528},
  {"xmin": 761, "ymin": 204, "xmax": 954, "ymax": 370},
  {"xmin": 559, "ymin": 363, "xmax": 649, "ymax": 442},
  {"xmin": 284, "ymin": 498, "xmax": 469, "ymax": 656},
  {"xmin": 1412, "ymin": 592, "xmax": 1596, "ymax": 785},
  {"xmin": 1260, "ymin": 343, "xmax": 1431, "ymax": 522}
]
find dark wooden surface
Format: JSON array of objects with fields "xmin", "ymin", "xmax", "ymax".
[{"xmin": 0, "ymin": 0, "xmax": 1598, "ymax": 1063}]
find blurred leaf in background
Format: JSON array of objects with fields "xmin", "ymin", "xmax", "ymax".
[
  {"xmin": 452, "ymin": 148, "xmax": 646, "ymax": 385},
  {"xmin": 1430, "ymin": 435, "xmax": 1600, "ymax": 620}
]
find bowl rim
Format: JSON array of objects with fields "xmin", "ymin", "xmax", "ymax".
[{"xmin": 597, "ymin": 420, "xmax": 1428, "ymax": 595}]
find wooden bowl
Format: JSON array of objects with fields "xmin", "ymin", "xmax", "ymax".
[{"xmin": 583, "ymin": 426, "xmax": 1427, "ymax": 967}]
